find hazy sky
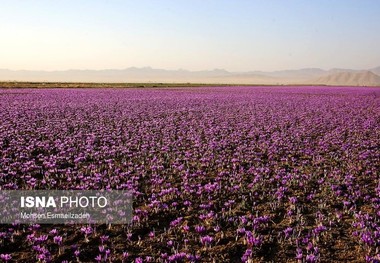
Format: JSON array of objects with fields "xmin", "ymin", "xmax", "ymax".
[{"xmin": 1, "ymin": 0, "xmax": 379, "ymax": 72}]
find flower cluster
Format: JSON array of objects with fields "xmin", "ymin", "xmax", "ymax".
[{"xmin": 0, "ymin": 86, "xmax": 379, "ymax": 262}]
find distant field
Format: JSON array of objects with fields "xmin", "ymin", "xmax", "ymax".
[
  {"xmin": 0, "ymin": 86, "xmax": 379, "ymax": 262},
  {"xmin": 0, "ymin": 82, "xmax": 242, "ymax": 89},
  {"xmin": 0, "ymin": 81, "xmax": 331, "ymax": 89}
]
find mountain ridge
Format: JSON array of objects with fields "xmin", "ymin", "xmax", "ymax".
[
  {"xmin": 310, "ymin": 71, "xmax": 380, "ymax": 86},
  {"xmin": 1, "ymin": 66, "xmax": 380, "ymax": 86}
]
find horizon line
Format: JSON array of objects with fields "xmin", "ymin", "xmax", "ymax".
[{"xmin": 1, "ymin": 65, "xmax": 379, "ymax": 73}]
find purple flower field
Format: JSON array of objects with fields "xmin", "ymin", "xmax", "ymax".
[{"xmin": 0, "ymin": 86, "xmax": 379, "ymax": 262}]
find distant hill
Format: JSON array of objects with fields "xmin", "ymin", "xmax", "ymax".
[
  {"xmin": 0, "ymin": 67, "xmax": 291, "ymax": 84},
  {"xmin": 249, "ymin": 68, "xmax": 327, "ymax": 79},
  {"xmin": 370, "ymin": 66, "xmax": 380, "ymax": 75},
  {"xmin": 311, "ymin": 71, "xmax": 380, "ymax": 86},
  {"xmin": 1, "ymin": 66, "xmax": 380, "ymax": 86}
]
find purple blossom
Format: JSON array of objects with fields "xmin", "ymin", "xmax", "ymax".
[
  {"xmin": 284, "ymin": 227, "xmax": 293, "ymax": 239},
  {"xmin": 53, "ymin": 235, "xmax": 63, "ymax": 245},
  {"xmin": 200, "ymin": 235, "xmax": 213, "ymax": 246},
  {"xmin": 0, "ymin": 254, "xmax": 12, "ymax": 262},
  {"xmin": 195, "ymin": 225, "xmax": 206, "ymax": 233}
]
